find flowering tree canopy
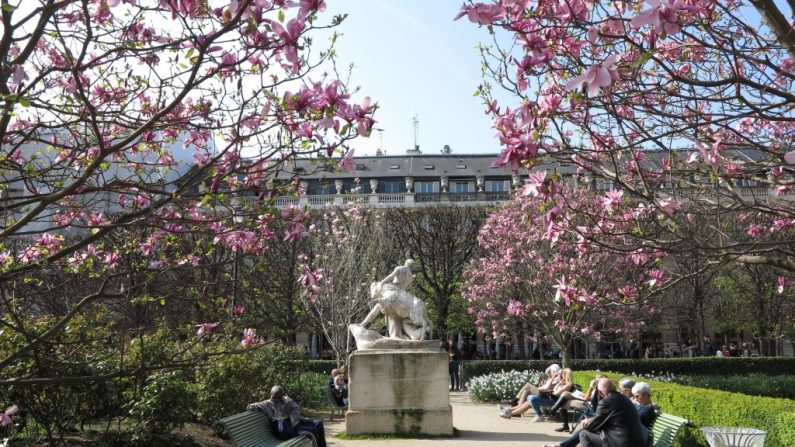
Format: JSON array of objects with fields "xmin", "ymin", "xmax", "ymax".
[
  {"xmin": 463, "ymin": 185, "xmax": 656, "ymax": 366},
  {"xmin": 0, "ymin": 0, "xmax": 374, "ymax": 385},
  {"xmin": 458, "ymin": 0, "xmax": 795, "ymax": 273}
]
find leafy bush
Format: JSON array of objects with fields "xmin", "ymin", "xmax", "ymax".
[
  {"xmin": 461, "ymin": 357, "xmax": 795, "ymax": 380},
  {"xmin": 293, "ymin": 360, "xmax": 339, "ymax": 376},
  {"xmin": 283, "ymin": 372, "xmax": 329, "ymax": 410},
  {"xmin": 669, "ymin": 373, "xmax": 795, "ymax": 400},
  {"xmin": 124, "ymin": 371, "xmax": 195, "ymax": 443},
  {"xmin": 572, "ymin": 371, "xmax": 795, "ymax": 447},
  {"xmin": 466, "ymin": 369, "xmax": 546, "ymax": 403},
  {"xmin": 191, "ymin": 341, "xmax": 308, "ymax": 424}
]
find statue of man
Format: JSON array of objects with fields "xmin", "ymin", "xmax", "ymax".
[
  {"xmin": 359, "ymin": 259, "xmax": 430, "ymax": 340},
  {"xmin": 380, "ymin": 259, "xmax": 416, "ymax": 290}
]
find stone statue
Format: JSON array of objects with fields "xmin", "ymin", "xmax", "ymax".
[{"xmin": 353, "ymin": 259, "xmax": 433, "ymax": 346}]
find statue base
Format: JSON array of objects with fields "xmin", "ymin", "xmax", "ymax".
[{"xmin": 345, "ymin": 349, "xmax": 453, "ymax": 436}]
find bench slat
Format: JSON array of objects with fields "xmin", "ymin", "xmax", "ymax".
[
  {"xmin": 216, "ymin": 411, "xmax": 313, "ymax": 447},
  {"xmin": 651, "ymin": 412, "xmax": 693, "ymax": 447}
]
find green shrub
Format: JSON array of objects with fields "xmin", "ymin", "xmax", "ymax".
[
  {"xmin": 191, "ymin": 341, "xmax": 308, "ymax": 424},
  {"xmin": 283, "ymin": 372, "xmax": 329, "ymax": 410},
  {"xmin": 572, "ymin": 371, "xmax": 795, "ymax": 447},
  {"xmin": 466, "ymin": 369, "xmax": 546, "ymax": 403},
  {"xmin": 668, "ymin": 373, "xmax": 795, "ymax": 400},
  {"xmin": 124, "ymin": 370, "xmax": 195, "ymax": 443},
  {"xmin": 296, "ymin": 360, "xmax": 340, "ymax": 375},
  {"xmin": 461, "ymin": 357, "xmax": 795, "ymax": 380}
]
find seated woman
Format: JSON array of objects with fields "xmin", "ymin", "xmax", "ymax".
[
  {"xmin": 332, "ymin": 374, "xmax": 349, "ymax": 407},
  {"xmin": 499, "ymin": 364, "xmax": 561, "ymax": 418},
  {"xmin": 501, "ymin": 368, "xmax": 573, "ymax": 422},
  {"xmin": 548, "ymin": 374, "xmax": 604, "ymax": 432},
  {"xmin": 507, "ymin": 364, "xmax": 561, "ymax": 407}
]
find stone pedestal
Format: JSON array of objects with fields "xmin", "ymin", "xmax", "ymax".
[{"xmin": 345, "ymin": 349, "xmax": 453, "ymax": 436}]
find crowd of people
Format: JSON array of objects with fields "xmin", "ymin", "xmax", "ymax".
[
  {"xmin": 610, "ymin": 335, "xmax": 760, "ymax": 359},
  {"xmin": 499, "ymin": 363, "xmax": 660, "ymax": 447}
]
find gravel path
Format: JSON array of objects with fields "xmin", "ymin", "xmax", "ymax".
[{"xmin": 324, "ymin": 391, "xmax": 573, "ymax": 447}]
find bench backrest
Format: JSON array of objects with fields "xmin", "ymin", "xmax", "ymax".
[
  {"xmin": 651, "ymin": 412, "xmax": 693, "ymax": 447},
  {"xmin": 215, "ymin": 411, "xmax": 279, "ymax": 447}
]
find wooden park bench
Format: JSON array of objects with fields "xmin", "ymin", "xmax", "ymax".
[
  {"xmin": 321, "ymin": 385, "xmax": 347, "ymax": 420},
  {"xmin": 650, "ymin": 412, "xmax": 694, "ymax": 447},
  {"xmin": 215, "ymin": 410, "xmax": 313, "ymax": 447}
]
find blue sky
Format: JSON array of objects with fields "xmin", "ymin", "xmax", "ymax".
[{"xmin": 325, "ymin": 0, "xmax": 500, "ymax": 156}]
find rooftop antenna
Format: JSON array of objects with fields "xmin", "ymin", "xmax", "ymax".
[
  {"xmin": 375, "ymin": 128, "xmax": 385, "ymax": 156},
  {"xmin": 412, "ymin": 115, "xmax": 419, "ymax": 150}
]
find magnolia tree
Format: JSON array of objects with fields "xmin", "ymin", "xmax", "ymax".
[
  {"xmin": 0, "ymin": 0, "xmax": 374, "ymax": 388},
  {"xmin": 463, "ymin": 184, "xmax": 658, "ymax": 366},
  {"xmin": 299, "ymin": 204, "xmax": 388, "ymax": 365},
  {"xmin": 457, "ymin": 1, "xmax": 795, "ymax": 279}
]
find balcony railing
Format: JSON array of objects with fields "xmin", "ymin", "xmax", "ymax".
[
  {"xmin": 241, "ymin": 187, "xmax": 795, "ymax": 210},
  {"xmin": 262, "ymin": 191, "xmax": 512, "ymax": 208}
]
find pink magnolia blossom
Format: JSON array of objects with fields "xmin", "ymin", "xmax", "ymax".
[
  {"xmin": 746, "ymin": 224, "xmax": 765, "ymax": 237},
  {"xmin": 631, "ymin": 0, "xmax": 700, "ymax": 37},
  {"xmin": 454, "ymin": 3, "xmax": 505, "ymax": 24},
  {"xmin": 565, "ymin": 54, "xmax": 620, "ymax": 97},
  {"xmin": 646, "ymin": 269, "xmax": 665, "ymax": 287},
  {"xmin": 601, "ymin": 189, "xmax": 623, "ymax": 212},
  {"xmin": 777, "ymin": 276, "xmax": 790, "ymax": 294},
  {"xmin": 522, "ymin": 171, "xmax": 547, "ymax": 197},
  {"xmin": 339, "ymin": 148, "xmax": 356, "ymax": 173},
  {"xmin": 195, "ymin": 322, "xmax": 219, "ymax": 338},
  {"xmin": 233, "ymin": 305, "xmax": 246, "ymax": 316},
  {"xmin": 269, "ymin": 18, "xmax": 305, "ymax": 71},
  {"xmin": 0, "ymin": 405, "xmax": 19, "ymax": 427},
  {"xmin": 241, "ymin": 328, "xmax": 257, "ymax": 346}
]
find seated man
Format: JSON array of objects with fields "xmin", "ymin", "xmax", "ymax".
[
  {"xmin": 498, "ymin": 363, "xmax": 561, "ymax": 419},
  {"xmin": 618, "ymin": 378, "xmax": 635, "ymax": 400},
  {"xmin": 248, "ymin": 385, "xmax": 327, "ymax": 447},
  {"xmin": 632, "ymin": 381, "xmax": 658, "ymax": 445},
  {"xmin": 548, "ymin": 374, "xmax": 604, "ymax": 432},
  {"xmin": 545, "ymin": 379, "xmax": 645, "ymax": 447}
]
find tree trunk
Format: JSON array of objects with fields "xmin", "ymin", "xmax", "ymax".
[{"xmin": 516, "ymin": 332, "xmax": 527, "ymax": 360}]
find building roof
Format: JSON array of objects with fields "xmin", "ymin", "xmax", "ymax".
[{"xmin": 277, "ymin": 153, "xmax": 568, "ymax": 180}]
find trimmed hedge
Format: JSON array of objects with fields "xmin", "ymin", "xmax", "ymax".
[
  {"xmin": 297, "ymin": 360, "xmax": 340, "ymax": 375},
  {"xmin": 461, "ymin": 357, "xmax": 795, "ymax": 380},
  {"xmin": 573, "ymin": 371, "xmax": 795, "ymax": 447}
]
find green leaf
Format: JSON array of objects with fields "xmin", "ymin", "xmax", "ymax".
[
  {"xmin": 2, "ymin": 3, "xmax": 16, "ymax": 12},
  {"xmin": 278, "ymin": 9, "xmax": 285, "ymax": 22}
]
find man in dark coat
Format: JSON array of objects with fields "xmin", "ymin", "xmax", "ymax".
[{"xmin": 578, "ymin": 378, "xmax": 647, "ymax": 447}]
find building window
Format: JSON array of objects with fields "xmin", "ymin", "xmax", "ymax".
[
  {"xmin": 454, "ymin": 181, "xmax": 470, "ymax": 193},
  {"xmin": 424, "ymin": 165, "xmax": 434, "ymax": 170},
  {"xmin": 456, "ymin": 164, "xmax": 466, "ymax": 169},
  {"xmin": 417, "ymin": 181, "xmax": 439, "ymax": 193},
  {"xmin": 381, "ymin": 180, "xmax": 403, "ymax": 193},
  {"xmin": 596, "ymin": 179, "xmax": 614, "ymax": 190},
  {"xmin": 310, "ymin": 182, "xmax": 334, "ymax": 195},
  {"xmin": 389, "ymin": 165, "xmax": 400, "ymax": 170},
  {"xmin": 485, "ymin": 180, "xmax": 506, "ymax": 192}
]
